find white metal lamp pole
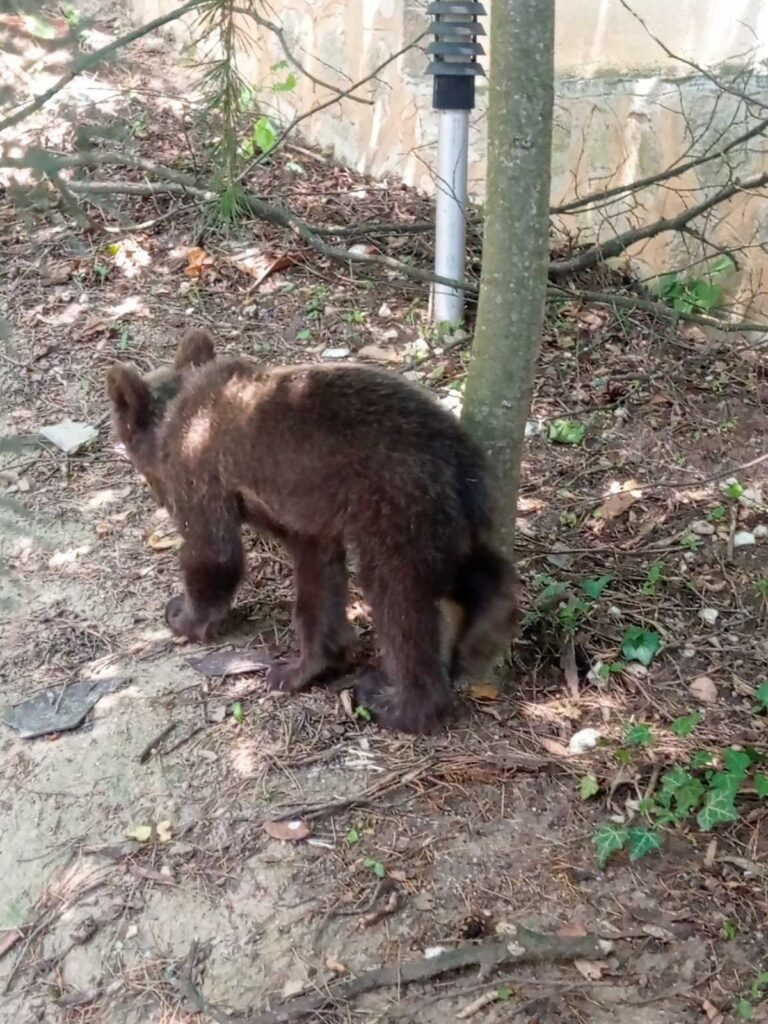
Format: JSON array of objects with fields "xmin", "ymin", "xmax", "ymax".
[{"xmin": 426, "ymin": 1, "xmax": 486, "ymax": 329}]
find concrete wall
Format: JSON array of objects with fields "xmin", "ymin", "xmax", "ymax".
[{"xmin": 131, "ymin": 0, "xmax": 768, "ymax": 314}]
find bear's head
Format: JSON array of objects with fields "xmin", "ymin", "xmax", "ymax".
[{"xmin": 107, "ymin": 328, "xmax": 215, "ymax": 505}]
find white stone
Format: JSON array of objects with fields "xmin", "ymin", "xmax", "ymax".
[
  {"xmin": 699, "ymin": 607, "xmax": 719, "ymax": 625},
  {"xmin": 733, "ymin": 530, "xmax": 756, "ymax": 547}
]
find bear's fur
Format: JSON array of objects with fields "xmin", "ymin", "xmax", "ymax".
[{"xmin": 107, "ymin": 329, "xmax": 520, "ymax": 734}]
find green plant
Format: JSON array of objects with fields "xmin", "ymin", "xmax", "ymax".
[
  {"xmin": 621, "ymin": 626, "xmax": 661, "ymax": 666},
  {"xmin": 736, "ymin": 971, "xmax": 768, "ymax": 1020},
  {"xmin": 624, "ymin": 722, "xmax": 653, "ymax": 747},
  {"xmin": 641, "ymin": 560, "xmax": 664, "ymax": 596},
  {"xmin": 655, "ymin": 255, "xmax": 734, "ymax": 316},
  {"xmin": 548, "ymin": 419, "xmax": 585, "ymax": 445},
  {"xmin": 708, "ymin": 504, "xmax": 727, "ymax": 522},
  {"xmin": 594, "ymin": 745, "xmax": 768, "ymax": 867},
  {"xmin": 755, "ymin": 579, "xmax": 768, "ymax": 603},
  {"xmin": 560, "ymin": 510, "xmax": 578, "ymax": 528},
  {"xmin": 231, "ymin": 701, "xmax": 245, "ymax": 724},
  {"xmin": 681, "ymin": 534, "xmax": 700, "ymax": 552},
  {"xmin": 363, "ymin": 857, "xmax": 386, "ymax": 878},
  {"xmin": 342, "ymin": 309, "xmax": 368, "ymax": 325},
  {"xmin": 754, "ymin": 683, "xmax": 768, "ymax": 715},
  {"xmin": 723, "ymin": 479, "xmax": 745, "ymax": 501},
  {"xmin": 670, "ymin": 711, "xmax": 703, "ymax": 737}
]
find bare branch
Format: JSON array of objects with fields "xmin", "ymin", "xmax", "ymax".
[
  {"xmin": 549, "ymin": 171, "xmax": 768, "ymax": 278},
  {"xmin": 232, "ymin": 7, "xmax": 371, "ymax": 105},
  {"xmin": 238, "ymin": 30, "xmax": 429, "ymax": 177},
  {"xmin": 617, "ymin": 0, "xmax": 768, "ymax": 114},
  {"xmin": 551, "ymin": 115, "xmax": 768, "ymax": 216}
]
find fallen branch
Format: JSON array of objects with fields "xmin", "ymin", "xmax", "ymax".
[
  {"xmin": 171, "ymin": 927, "xmax": 613, "ymax": 1024},
  {"xmin": 7, "ymin": 150, "xmax": 768, "ymax": 334}
]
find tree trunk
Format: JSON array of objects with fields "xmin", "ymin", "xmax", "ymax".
[{"xmin": 461, "ymin": 0, "xmax": 554, "ymax": 558}]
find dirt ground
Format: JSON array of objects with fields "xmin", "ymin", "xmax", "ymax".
[{"xmin": 1, "ymin": 7, "xmax": 767, "ymax": 1024}]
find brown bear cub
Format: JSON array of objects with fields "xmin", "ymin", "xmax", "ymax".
[{"xmin": 107, "ymin": 329, "xmax": 520, "ymax": 734}]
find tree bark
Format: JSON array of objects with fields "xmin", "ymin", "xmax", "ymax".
[{"xmin": 461, "ymin": 0, "xmax": 554, "ymax": 557}]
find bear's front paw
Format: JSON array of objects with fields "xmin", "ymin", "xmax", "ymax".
[{"xmin": 164, "ymin": 595, "xmax": 220, "ymax": 643}]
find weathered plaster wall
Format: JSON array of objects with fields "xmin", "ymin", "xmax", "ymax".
[{"xmin": 129, "ymin": 0, "xmax": 768, "ymax": 312}]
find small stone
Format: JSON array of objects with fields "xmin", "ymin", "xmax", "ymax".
[
  {"xmin": 689, "ymin": 676, "xmax": 718, "ymax": 702},
  {"xmin": 568, "ymin": 728, "xmax": 601, "ymax": 755},
  {"xmin": 377, "ymin": 302, "xmax": 392, "ymax": 318},
  {"xmin": 738, "ymin": 486, "xmax": 763, "ymax": 509},
  {"xmin": 690, "ymin": 520, "xmax": 715, "ymax": 536},
  {"xmin": 754, "ymin": 524, "xmax": 768, "ymax": 539},
  {"xmin": 699, "ymin": 607, "xmax": 719, "ymax": 626},
  {"xmin": 607, "ymin": 605, "xmax": 622, "ymax": 620},
  {"xmin": 357, "ymin": 344, "xmax": 399, "ymax": 364},
  {"xmin": 682, "ymin": 646, "xmax": 696, "ymax": 659},
  {"xmin": 322, "ymin": 346, "xmax": 351, "ymax": 360},
  {"xmin": 733, "ymin": 530, "xmax": 756, "ymax": 548},
  {"xmin": 382, "ymin": 328, "xmax": 399, "ymax": 341}
]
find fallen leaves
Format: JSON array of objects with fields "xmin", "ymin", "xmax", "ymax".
[
  {"xmin": 126, "ymin": 819, "xmax": 173, "ymax": 843},
  {"xmin": 147, "ymin": 526, "xmax": 184, "ymax": 552},
  {"xmin": 468, "ymin": 682, "xmax": 500, "ymax": 702},
  {"xmin": 184, "ymin": 246, "xmax": 215, "ymax": 279},
  {"xmin": 264, "ymin": 818, "xmax": 311, "ymax": 842},
  {"xmin": 595, "ymin": 480, "xmax": 642, "ymax": 520},
  {"xmin": 187, "ymin": 647, "xmax": 271, "ymax": 678},
  {"xmin": 233, "ymin": 247, "xmax": 305, "ymax": 291}
]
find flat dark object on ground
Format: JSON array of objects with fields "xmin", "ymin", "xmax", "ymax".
[{"xmin": 3, "ymin": 676, "xmax": 129, "ymax": 739}]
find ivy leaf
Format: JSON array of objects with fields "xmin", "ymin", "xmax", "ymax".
[
  {"xmin": 627, "ymin": 827, "xmax": 663, "ymax": 862},
  {"xmin": 697, "ymin": 787, "xmax": 739, "ymax": 831},
  {"xmin": 497, "ymin": 985, "xmax": 513, "ymax": 1002},
  {"xmin": 670, "ymin": 711, "xmax": 703, "ymax": 737},
  {"xmin": 621, "ymin": 627, "xmax": 662, "ymax": 667},
  {"xmin": 723, "ymin": 749, "xmax": 752, "ymax": 780},
  {"xmin": 755, "ymin": 774, "xmax": 768, "ymax": 799},
  {"xmin": 753, "ymin": 682, "xmax": 768, "ymax": 714},
  {"xmin": 346, "ymin": 827, "xmax": 360, "ymax": 846},
  {"xmin": 624, "ymin": 723, "xmax": 653, "ymax": 747},
  {"xmin": 548, "ymin": 419, "xmax": 585, "ymax": 445},
  {"xmin": 691, "ymin": 750, "xmax": 716, "ymax": 770},
  {"xmin": 231, "ymin": 701, "xmax": 245, "ymax": 724},
  {"xmin": 579, "ymin": 773, "xmax": 599, "ymax": 800},
  {"xmin": 593, "ymin": 823, "xmax": 628, "ymax": 868},
  {"xmin": 580, "ymin": 575, "xmax": 613, "ymax": 600}
]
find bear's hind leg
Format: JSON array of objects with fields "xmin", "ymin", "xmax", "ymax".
[
  {"xmin": 268, "ymin": 538, "xmax": 353, "ymax": 692},
  {"xmin": 355, "ymin": 562, "xmax": 454, "ymax": 734}
]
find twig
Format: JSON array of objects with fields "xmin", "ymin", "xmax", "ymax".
[
  {"xmin": 237, "ymin": 29, "xmax": 429, "ymax": 173},
  {"xmin": 170, "ymin": 927, "xmax": 613, "ymax": 1024},
  {"xmin": 232, "ymin": 7, "xmax": 371, "ymax": 106},
  {"xmin": 551, "ymin": 115, "xmax": 768, "ymax": 216},
  {"xmin": 138, "ymin": 722, "xmax": 177, "ymax": 764}
]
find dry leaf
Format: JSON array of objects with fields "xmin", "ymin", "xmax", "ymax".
[
  {"xmin": 689, "ymin": 676, "xmax": 718, "ymax": 703},
  {"xmin": 264, "ymin": 818, "xmax": 311, "ymax": 842},
  {"xmin": 76, "ymin": 319, "xmax": 111, "ymax": 341},
  {"xmin": 701, "ymin": 999, "xmax": 724, "ymax": 1024},
  {"xmin": 574, "ymin": 959, "xmax": 604, "ymax": 981},
  {"xmin": 147, "ymin": 528, "xmax": 184, "ymax": 552},
  {"xmin": 596, "ymin": 485, "xmax": 641, "ymax": 520},
  {"xmin": 188, "ymin": 647, "xmax": 270, "ymax": 678},
  {"xmin": 557, "ymin": 922, "xmax": 588, "ymax": 938},
  {"xmin": 126, "ymin": 824, "xmax": 152, "ymax": 843},
  {"xmin": 537, "ymin": 736, "xmax": 571, "ymax": 758},
  {"xmin": 339, "ymin": 689, "xmax": 356, "ymax": 720},
  {"xmin": 156, "ymin": 820, "xmax": 172, "ymax": 843},
  {"xmin": 469, "ymin": 683, "xmax": 500, "ymax": 702},
  {"xmin": 233, "ymin": 247, "xmax": 304, "ymax": 290},
  {"xmin": 184, "ymin": 247, "xmax": 215, "ymax": 278},
  {"xmin": 325, "ymin": 956, "xmax": 347, "ymax": 975}
]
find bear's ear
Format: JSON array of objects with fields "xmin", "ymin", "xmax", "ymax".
[
  {"xmin": 106, "ymin": 364, "xmax": 151, "ymax": 432},
  {"xmin": 174, "ymin": 328, "xmax": 216, "ymax": 371}
]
